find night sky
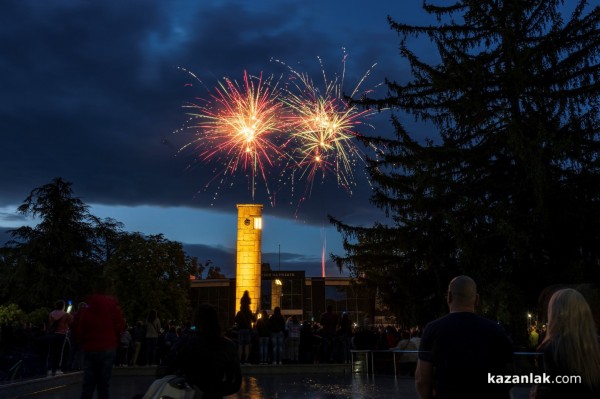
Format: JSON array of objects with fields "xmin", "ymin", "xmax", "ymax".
[{"xmin": 1, "ymin": 1, "xmax": 595, "ymax": 277}]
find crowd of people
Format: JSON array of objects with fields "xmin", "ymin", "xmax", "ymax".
[
  {"xmin": 1, "ymin": 279, "xmax": 599, "ymax": 399},
  {"xmin": 0, "ymin": 297, "xmax": 422, "ymax": 378}
]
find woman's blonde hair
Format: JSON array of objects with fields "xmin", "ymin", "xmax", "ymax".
[{"xmin": 540, "ymin": 288, "xmax": 600, "ymax": 388}]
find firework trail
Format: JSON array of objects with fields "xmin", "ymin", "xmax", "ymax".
[{"xmin": 177, "ymin": 69, "xmax": 287, "ymax": 203}]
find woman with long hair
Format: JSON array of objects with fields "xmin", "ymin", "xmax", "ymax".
[{"xmin": 532, "ymin": 288, "xmax": 600, "ymax": 398}]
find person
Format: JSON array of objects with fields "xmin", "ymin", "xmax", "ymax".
[
  {"xmin": 299, "ymin": 320, "xmax": 316, "ymax": 363},
  {"xmin": 73, "ymin": 281, "xmax": 126, "ymax": 399},
  {"xmin": 528, "ymin": 326, "xmax": 539, "ymax": 349},
  {"xmin": 285, "ymin": 315, "xmax": 301, "ymax": 363},
  {"xmin": 338, "ymin": 312, "xmax": 353, "ymax": 363},
  {"xmin": 530, "ymin": 288, "xmax": 600, "ymax": 398},
  {"xmin": 395, "ymin": 330, "xmax": 419, "ymax": 376},
  {"xmin": 255, "ymin": 310, "xmax": 271, "ymax": 364},
  {"xmin": 234, "ymin": 290, "xmax": 256, "ymax": 364},
  {"xmin": 129, "ymin": 321, "xmax": 145, "ymax": 366},
  {"xmin": 117, "ymin": 326, "xmax": 132, "ymax": 367},
  {"xmin": 70, "ymin": 302, "xmax": 87, "ymax": 370},
  {"xmin": 159, "ymin": 303, "xmax": 241, "ymax": 398},
  {"xmin": 319, "ymin": 305, "xmax": 338, "ymax": 362},
  {"xmin": 269, "ymin": 307, "xmax": 285, "ymax": 365},
  {"xmin": 144, "ymin": 310, "xmax": 161, "ymax": 366},
  {"xmin": 163, "ymin": 325, "xmax": 179, "ymax": 350},
  {"xmin": 415, "ymin": 275, "xmax": 513, "ymax": 399},
  {"xmin": 385, "ymin": 325, "xmax": 399, "ymax": 349},
  {"xmin": 46, "ymin": 299, "xmax": 74, "ymax": 376}
]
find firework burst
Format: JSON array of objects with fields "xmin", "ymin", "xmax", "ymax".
[
  {"xmin": 179, "ymin": 70, "xmax": 286, "ymax": 203},
  {"xmin": 174, "ymin": 51, "xmax": 383, "ymax": 208},
  {"xmin": 275, "ymin": 51, "xmax": 380, "ymax": 198}
]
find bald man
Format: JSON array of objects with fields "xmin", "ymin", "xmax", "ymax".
[{"xmin": 415, "ymin": 276, "xmax": 513, "ymax": 399}]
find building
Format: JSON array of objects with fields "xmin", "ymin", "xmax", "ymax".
[
  {"xmin": 187, "ymin": 204, "xmax": 376, "ymax": 329},
  {"xmin": 189, "ymin": 264, "xmax": 374, "ymax": 330}
]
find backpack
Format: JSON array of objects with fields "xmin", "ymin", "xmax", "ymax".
[{"xmin": 141, "ymin": 375, "xmax": 202, "ymax": 399}]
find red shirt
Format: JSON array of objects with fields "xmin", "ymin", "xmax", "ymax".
[{"xmin": 74, "ymin": 294, "xmax": 126, "ymax": 352}]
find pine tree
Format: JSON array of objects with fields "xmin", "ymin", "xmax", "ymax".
[
  {"xmin": 331, "ymin": 0, "xmax": 600, "ymax": 327},
  {"xmin": 3, "ymin": 178, "xmax": 98, "ymax": 309}
]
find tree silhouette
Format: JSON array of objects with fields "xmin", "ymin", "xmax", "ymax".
[
  {"xmin": 331, "ymin": 0, "xmax": 600, "ymax": 328},
  {"xmin": 1, "ymin": 178, "xmax": 196, "ymax": 323},
  {"xmin": 2, "ymin": 178, "xmax": 98, "ymax": 309},
  {"xmin": 105, "ymin": 232, "xmax": 195, "ymax": 323}
]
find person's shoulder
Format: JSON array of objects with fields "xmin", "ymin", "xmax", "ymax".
[
  {"xmin": 176, "ymin": 332, "xmax": 202, "ymax": 348},
  {"xmin": 422, "ymin": 312, "xmax": 492, "ymax": 334},
  {"xmin": 87, "ymin": 293, "xmax": 119, "ymax": 308},
  {"xmin": 423, "ymin": 313, "xmax": 454, "ymax": 329},
  {"xmin": 202, "ymin": 335, "xmax": 237, "ymax": 354},
  {"xmin": 221, "ymin": 335, "xmax": 237, "ymax": 346},
  {"xmin": 50, "ymin": 309, "xmax": 66, "ymax": 318},
  {"xmin": 435, "ymin": 311, "xmax": 497, "ymax": 325},
  {"xmin": 539, "ymin": 340, "xmax": 554, "ymax": 355},
  {"xmin": 471, "ymin": 314, "xmax": 508, "ymax": 332}
]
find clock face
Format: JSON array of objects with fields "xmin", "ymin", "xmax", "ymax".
[{"xmin": 244, "ymin": 218, "xmax": 251, "ymax": 226}]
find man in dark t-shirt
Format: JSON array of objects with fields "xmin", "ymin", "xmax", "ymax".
[{"xmin": 415, "ymin": 276, "xmax": 513, "ymax": 399}]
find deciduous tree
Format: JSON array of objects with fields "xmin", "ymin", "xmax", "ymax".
[{"xmin": 105, "ymin": 233, "xmax": 195, "ymax": 323}]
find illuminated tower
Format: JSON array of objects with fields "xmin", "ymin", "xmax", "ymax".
[{"xmin": 235, "ymin": 204, "xmax": 262, "ymax": 313}]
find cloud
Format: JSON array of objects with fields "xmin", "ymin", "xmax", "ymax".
[
  {"xmin": 0, "ymin": 227, "xmax": 13, "ymax": 245},
  {"xmin": 0, "ymin": 0, "xmax": 406, "ymax": 235},
  {"xmin": 0, "ymin": 0, "xmax": 452, "ymax": 281},
  {"xmin": 0, "ymin": 211, "xmax": 28, "ymax": 224},
  {"xmin": 182, "ymin": 244, "xmax": 337, "ymax": 278}
]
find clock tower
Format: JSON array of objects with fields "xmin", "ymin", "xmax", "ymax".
[{"xmin": 235, "ymin": 204, "xmax": 263, "ymax": 313}]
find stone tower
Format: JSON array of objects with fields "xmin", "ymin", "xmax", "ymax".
[{"xmin": 235, "ymin": 204, "xmax": 262, "ymax": 313}]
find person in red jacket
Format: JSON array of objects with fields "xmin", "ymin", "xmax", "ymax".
[{"xmin": 74, "ymin": 280, "xmax": 126, "ymax": 399}]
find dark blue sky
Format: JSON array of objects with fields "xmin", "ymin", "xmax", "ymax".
[{"xmin": 1, "ymin": 0, "xmax": 596, "ymax": 276}]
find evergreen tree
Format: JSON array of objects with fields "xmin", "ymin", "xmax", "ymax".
[
  {"xmin": 2, "ymin": 178, "xmax": 99, "ymax": 310},
  {"xmin": 331, "ymin": 0, "xmax": 600, "ymax": 328},
  {"xmin": 1, "ymin": 178, "xmax": 198, "ymax": 322}
]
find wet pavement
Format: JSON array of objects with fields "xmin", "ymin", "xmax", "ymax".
[
  {"xmin": 0, "ymin": 366, "xmax": 531, "ymax": 399},
  {"xmin": 0, "ymin": 368, "xmax": 418, "ymax": 399}
]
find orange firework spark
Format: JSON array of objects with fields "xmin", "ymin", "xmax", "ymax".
[
  {"xmin": 180, "ymin": 70, "xmax": 286, "ymax": 202},
  {"xmin": 276, "ymin": 51, "xmax": 379, "ymax": 197},
  {"xmin": 174, "ymin": 52, "xmax": 383, "ymax": 208}
]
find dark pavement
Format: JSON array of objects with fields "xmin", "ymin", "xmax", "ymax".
[
  {"xmin": 0, "ymin": 365, "xmax": 415, "ymax": 399},
  {"xmin": 0, "ymin": 365, "xmax": 532, "ymax": 399}
]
